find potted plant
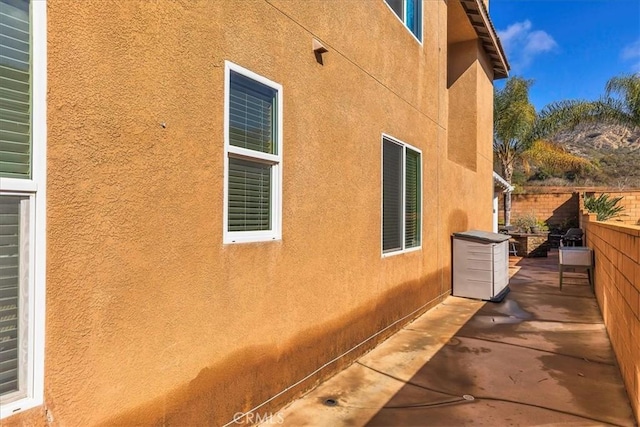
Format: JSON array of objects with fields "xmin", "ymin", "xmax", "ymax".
[
  {"xmin": 513, "ymin": 213, "xmax": 537, "ymax": 234},
  {"xmin": 531, "ymin": 219, "xmax": 549, "ymax": 234}
]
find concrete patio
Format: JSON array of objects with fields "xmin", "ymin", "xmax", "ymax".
[{"xmin": 268, "ymin": 251, "xmax": 637, "ymax": 426}]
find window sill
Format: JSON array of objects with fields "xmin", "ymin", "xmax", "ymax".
[
  {"xmin": 0, "ymin": 396, "xmax": 43, "ymax": 420},
  {"xmin": 223, "ymin": 231, "xmax": 281, "ymax": 244},
  {"xmin": 382, "ymin": 246, "xmax": 422, "ymax": 258}
]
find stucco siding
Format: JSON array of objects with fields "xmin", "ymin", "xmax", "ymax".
[{"xmin": 3, "ymin": 1, "xmax": 497, "ymax": 425}]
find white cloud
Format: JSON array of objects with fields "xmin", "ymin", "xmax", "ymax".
[
  {"xmin": 498, "ymin": 20, "xmax": 557, "ymax": 72},
  {"xmin": 498, "ymin": 20, "xmax": 532, "ymax": 52},
  {"xmin": 621, "ymin": 40, "xmax": 640, "ymax": 73},
  {"xmin": 621, "ymin": 40, "xmax": 640, "ymax": 60},
  {"xmin": 525, "ymin": 31, "xmax": 557, "ymax": 54}
]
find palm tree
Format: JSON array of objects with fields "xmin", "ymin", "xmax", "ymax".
[
  {"xmin": 493, "ymin": 77, "xmax": 536, "ymax": 225},
  {"xmin": 536, "ymin": 73, "xmax": 640, "ymax": 136},
  {"xmin": 494, "ymin": 74, "xmax": 639, "ymax": 226},
  {"xmin": 494, "ymin": 77, "xmax": 595, "ymax": 225}
]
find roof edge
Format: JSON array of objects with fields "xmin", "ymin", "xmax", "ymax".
[{"xmin": 459, "ymin": 0, "xmax": 510, "ymax": 80}]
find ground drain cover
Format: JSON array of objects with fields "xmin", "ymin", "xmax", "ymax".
[{"xmin": 324, "ymin": 398, "xmax": 338, "ymax": 407}]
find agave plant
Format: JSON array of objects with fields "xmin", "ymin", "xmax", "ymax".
[{"xmin": 583, "ymin": 194, "xmax": 625, "ymax": 221}]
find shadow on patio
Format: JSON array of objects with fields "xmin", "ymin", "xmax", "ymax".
[{"xmin": 272, "ymin": 251, "xmax": 637, "ymax": 426}]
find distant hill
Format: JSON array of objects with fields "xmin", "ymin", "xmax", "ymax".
[
  {"xmin": 521, "ymin": 123, "xmax": 640, "ymax": 188},
  {"xmin": 550, "ymin": 123, "xmax": 640, "ymax": 155}
]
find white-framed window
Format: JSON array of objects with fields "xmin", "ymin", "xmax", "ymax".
[
  {"xmin": 382, "ymin": 135, "xmax": 421, "ymax": 256},
  {"xmin": 0, "ymin": 0, "xmax": 46, "ymax": 418},
  {"xmin": 223, "ymin": 61, "xmax": 282, "ymax": 244},
  {"xmin": 384, "ymin": 0, "xmax": 422, "ymax": 42}
]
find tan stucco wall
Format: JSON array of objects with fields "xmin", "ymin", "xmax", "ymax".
[
  {"xmin": 5, "ymin": 1, "xmax": 497, "ymax": 425},
  {"xmin": 448, "ymin": 39, "xmax": 480, "ymax": 171}
]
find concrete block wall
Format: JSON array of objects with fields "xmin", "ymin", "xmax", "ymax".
[
  {"xmin": 500, "ymin": 188, "xmax": 640, "ymax": 227},
  {"xmin": 581, "ymin": 190, "xmax": 640, "ymax": 226},
  {"xmin": 583, "ymin": 215, "xmax": 640, "ymax": 422},
  {"xmin": 498, "ymin": 191, "xmax": 579, "ymax": 227}
]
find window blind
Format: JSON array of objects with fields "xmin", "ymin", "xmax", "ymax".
[
  {"xmin": 405, "ymin": 148, "xmax": 421, "ymax": 248},
  {"xmin": 0, "ymin": 0, "xmax": 31, "ymax": 179},
  {"xmin": 385, "ymin": 0, "xmax": 403, "ymax": 19},
  {"xmin": 384, "ymin": 0, "xmax": 421, "ymax": 41},
  {"xmin": 229, "ymin": 71, "xmax": 276, "ymax": 155},
  {"xmin": 228, "ymin": 158, "xmax": 271, "ymax": 232},
  {"xmin": 383, "ymin": 139, "xmax": 403, "ymax": 252},
  {"xmin": 0, "ymin": 195, "xmax": 23, "ymax": 396}
]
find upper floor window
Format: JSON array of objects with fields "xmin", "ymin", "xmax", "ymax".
[
  {"xmin": 0, "ymin": 0, "xmax": 46, "ymax": 417},
  {"xmin": 384, "ymin": 0, "xmax": 422, "ymax": 42},
  {"xmin": 223, "ymin": 62, "xmax": 282, "ymax": 244}
]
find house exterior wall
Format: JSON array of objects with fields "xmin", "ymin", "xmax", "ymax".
[
  {"xmin": 4, "ymin": 1, "xmax": 497, "ymax": 425},
  {"xmin": 583, "ymin": 217, "xmax": 640, "ymax": 423}
]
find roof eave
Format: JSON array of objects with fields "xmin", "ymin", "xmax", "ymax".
[{"xmin": 459, "ymin": 0, "xmax": 510, "ymax": 80}]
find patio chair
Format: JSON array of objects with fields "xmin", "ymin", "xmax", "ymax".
[
  {"xmin": 561, "ymin": 228, "xmax": 583, "ymax": 247},
  {"xmin": 499, "ymin": 226, "xmax": 518, "ymax": 256}
]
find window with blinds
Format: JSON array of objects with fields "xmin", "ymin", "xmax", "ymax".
[
  {"xmin": 405, "ymin": 148, "xmax": 421, "ymax": 248},
  {"xmin": 382, "ymin": 136, "xmax": 422, "ymax": 254},
  {"xmin": 383, "ymin": 141, "xmax": 403, "ymax": 252},
  {"xmin": 229, "ymin": 72, "xmax": 277, "ymax": 155},
  {"xmin": 0, "ymin": 0, "xmax": 44, "ymax": 416},
  {"xmin": 0, "ymin": 0, "xmax": 31, "ymax": 179},
  {"xmin": 228, "ymin": 158, "xmax": 271, "ymax": 232},
  {"xmin": 224, "ymin": 63, "xmax": 282, "ymax": 244},
  {"xmin": 0, "ymin": 196, "xmax": 28, "ymax": 398},
  {"xmin": 384, "ymin": 0, "xmax": 422, "ymax": 42},
  {"xmin": 0, "ymin": 0, "xmax": 33, "ymax": 406}
]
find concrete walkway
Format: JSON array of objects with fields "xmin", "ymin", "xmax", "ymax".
[{"xmin": 270, "ymin": 251, "xmax": 637, "ymax": 426}]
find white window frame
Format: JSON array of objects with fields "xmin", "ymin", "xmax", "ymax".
[
  {"xmin": 381, "ymin": 134, "xmax": 422, "ymax": 257},
  {"xmin": 0, "ymin": 0, "xmax": 47, "ymax": 418},
  {"xmin": 223, "ymin": 61, "xmax": 283, "ymax": 244},
  {"xmin": 383, "ymin": 0, "xmax": 423, "ymax": 44}
]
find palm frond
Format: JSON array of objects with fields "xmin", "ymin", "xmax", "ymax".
[
  {"xmin": 604, "ymin": 74, "xmax": 640, "ymax": 127},
  {"xmin": 534, "ymin": 100, "xmax": 599, "ymax": 141},
  {"xmin": 521, "ymin": 140, "xmax": 593, "ymax": 176}
]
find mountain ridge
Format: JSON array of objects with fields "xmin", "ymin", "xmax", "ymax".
[
  {"xmin": 550, "ymin": 123, "xmax": 640, "ymax": 155},
  {"xmin": 520, "ymin": 123, "xmax": 640, "ymax": 188}
]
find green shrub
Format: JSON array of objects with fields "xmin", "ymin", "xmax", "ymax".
[
  {"xmin": 513, "ymin": 212, "xmax": 539, "ymax": 233},
  {"xmin": 536, "ymin": 219, "xmax": 549, "ymax": 231}
]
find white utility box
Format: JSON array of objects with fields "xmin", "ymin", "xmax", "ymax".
[
  {"xmin": 559, "ymin": 247, "xmax": 592, "ymax": 266},
  {"xmin": 559, "ymin": 247, "xmax": 594, "ymax": 290},
  {"xmin": 452, "ymin": 230, "xmax": 511, "ymax": 301}
]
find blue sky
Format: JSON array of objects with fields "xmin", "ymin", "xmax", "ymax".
[{"xmin": 489, "ymin": 0, "xmax": 640, "ymax": 111}]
